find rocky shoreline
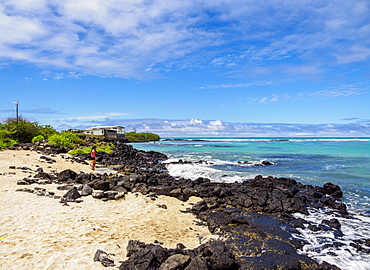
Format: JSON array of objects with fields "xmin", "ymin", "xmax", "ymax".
[{"xmin": 9, "ymin": 140, "xmax": 368, "ymax": 269}]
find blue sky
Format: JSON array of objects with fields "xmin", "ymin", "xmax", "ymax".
[{"xmin": 0, "ymin": 0, "xmax": 369, "ymax": 137}]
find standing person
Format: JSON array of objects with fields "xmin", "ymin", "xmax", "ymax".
[{"xmin": 91, "ymin": 146, "xmax": 96, "ymax": 171}]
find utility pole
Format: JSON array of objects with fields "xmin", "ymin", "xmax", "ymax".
[{"xmin": 13, "ymin": 100, "xmax": 19, "ymax": 140}]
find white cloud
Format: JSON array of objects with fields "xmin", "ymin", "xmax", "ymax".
[
  {"xmin": 209, "ymin": 120, "xmax": 223, "ymax": 126},
  {"xmin": 0, "ymin": 0, "xmax": 368, "ymax": 78},
  {"xmin": 190, "ymin": 118, "xmax": 203, "ymax": 125}
]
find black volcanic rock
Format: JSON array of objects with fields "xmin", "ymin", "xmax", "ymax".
[{"xmin": 13, "ymin": 140, "xmax": 346, "ymax": 269}]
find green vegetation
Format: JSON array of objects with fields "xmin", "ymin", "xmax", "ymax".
[
  {"xmin": 125, "ymin": 132, "xmax": 160, "ymax": 142},
  {"xmin": 0, "ymin": 119, "xmax": 87, "ymax": 150},
  {"xmin": 0, "ymin": 138, "xmax": 17, "ymax": 149},
  {"xmin": 31, "ymin": 135, "xmax": 45, "ymax": 143},
  {"xmin": 0, "ymin": 117, "xmax": 57, "ymax": 143},
  {"xmin": 0, "ymin": 118, "xmax": 160, "ymax": 151},
  {"xmin": 0, "ymin": 117, "xmax": 58, "ymax": 149},
  {"xmin": 48, "ymin": 131, "xmax": 83, "ymax": 149},
  {"xmin": 68, "ymin": 143, "xmax": 114, "ymax": 155}
]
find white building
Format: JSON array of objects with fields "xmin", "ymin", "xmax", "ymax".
[{"xmin": 82, "ymin": 126, "xmax": 125, "ymax": 139}]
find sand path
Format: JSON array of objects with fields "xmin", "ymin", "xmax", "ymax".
[{"xmin": 0, "ymin": 150, "xmax": 213, "ymax": 269}]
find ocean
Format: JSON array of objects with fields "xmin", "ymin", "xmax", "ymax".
[{"xmin": 132, "ymin": 137, "xmax": 370, "ymax": 269}]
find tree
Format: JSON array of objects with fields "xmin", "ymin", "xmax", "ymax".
[{"xmin": 0, "ymin": 117, "xmax": 57, "ymax": 144}]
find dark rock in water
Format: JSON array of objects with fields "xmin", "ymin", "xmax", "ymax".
[
  {"xmin": 318, "ymin": 261, "xmax": 341, "ymax": 270},
  {"xmin": 320, "ymin": 196, "xmax": 348, "ymax": 215},
  {"xmin": 322, "ymin": 218, "xmax": 341, "ymax": 230},
  {"xmin": 238, "ymin": 160, "xmax": 274, "ymax": 166},
  {"xmin": 349, "ymin": 239, "xmax": 370, "ymax": 254},
  {"xmin": 93, "ymin": 249, "xmax": 115, "ymax": 267},
  {"xmin": 260, "ymin": 160, "xmax": 274, "ymax": 166},
  {"xmin": 194, "ymin": 208, "xmax": 318, "ymax": 269},
  {"xmin": 308, "ymin": 224, "xmax": 321, "ymax": 231},
  {"xmin": 315, "ymin": 182, "xmax": 343, "ymax": 199}
]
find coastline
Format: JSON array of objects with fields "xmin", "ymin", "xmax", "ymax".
[
  {"xmin": 1, "ymin": 141, "xmax": 363, "ymax": 269},
  {"xmin": 0, "ymin": 149, "xmax": 213, "ymax": 269}
]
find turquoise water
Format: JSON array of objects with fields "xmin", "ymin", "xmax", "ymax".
[
  {"xmin": 133, "ymin": 137, "xmax": 370, "ymax": 213},
  {"xmin": 132, "ymin": 137, "xmax": 370, "ymax": 268}
]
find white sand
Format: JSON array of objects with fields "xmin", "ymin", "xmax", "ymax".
[{"xmin": 0, "ymin": 150, "xmax": 213, "ymax": 269}]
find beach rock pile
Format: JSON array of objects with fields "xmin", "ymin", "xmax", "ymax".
[
  {"xmin": 7, "ymin": 141, "xmax": 70, "ymax": 154},
  {"xmin": 117, "ymin": 239, "xmax": 238, "ymax": 270},
  {"xmin": 75, "ymin": 141, "xmax": 168, "ymax": 174}
]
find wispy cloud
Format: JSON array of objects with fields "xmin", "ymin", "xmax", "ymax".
[
  {"xmin": 47, "ymin": 112, "xmax": 131, "ymax": 122},
  {"xmin": 0, "ymin": 107, "xmax": 62, "ymax": 114},
  {"xmin": 296, "ymin": 84, "xmax": 366, "ymax": 101},
  {"xmin": 198, "ymin": 81, "xmax": 272, "ymax": 89},
  {"xmin": 41, "ymin": 71, "xmax": 83, "ymax": 80},
  {"xmin": 242, "ymin": 83, "xmax": 367, "ymax": 104},
  {"xmin": 0, "ymin": 0, "xmax": 368, "ymax": 78}
]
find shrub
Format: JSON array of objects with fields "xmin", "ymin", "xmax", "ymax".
[
  {"xmin": 39, "ymin": 125, "xmax": 57, "ymax": 139},
  {"xmin": 68, "ymin": 148, "xmax": 88, "ymax": 155},
  {"xmin": 32, "ymin": 135, "xmax": 45, "ymax": 143},
  {"xmin": 48, "ymin": 132, "xmax": 83, "ymax": 149},
  {"xmin": 125, "ymin": 132, "xmax": 160, "ymax": 142},
  {"xmin": 68, "ymin": 143, "xmax": 114, "ymax": 155},
  {"xmin": 0, "ymin": 138, "xmax": 17, "ymax": 150}
]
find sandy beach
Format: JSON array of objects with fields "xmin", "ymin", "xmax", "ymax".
[{"xmin": 0, "ymin": 150, "xmax": 213, "ymax": 269}]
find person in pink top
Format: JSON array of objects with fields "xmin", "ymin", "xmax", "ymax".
[{"xmin": 91, "ymin": 146, "xmax": 96, "ymax": 171}]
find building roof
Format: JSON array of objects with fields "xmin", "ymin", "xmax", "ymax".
[{"xmin": 84, "ymin": 126, "xmax": 124, "ymax": 130}]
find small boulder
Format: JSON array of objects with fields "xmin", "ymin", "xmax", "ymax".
[
  {"xmin": 81, "ymin": 184, "xmax": 93, "ymax": 196},
  {"xmin": 63, "ymin": 187, "xmax": 81, "ymax": 201},
  {"xmin": 92, "ymin": 191, "xmax": 105, "ymax": 199},
  {"xmin": 93, "ymin": 249, "xmax": 115, "ymax": 267},
  {"xmin": 159, "ymin": 254, "xmax": 191, "ymax": 270},
  {"xmin": 58, "ymin": 169, "xmax": 78, "ymax": 182}
]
